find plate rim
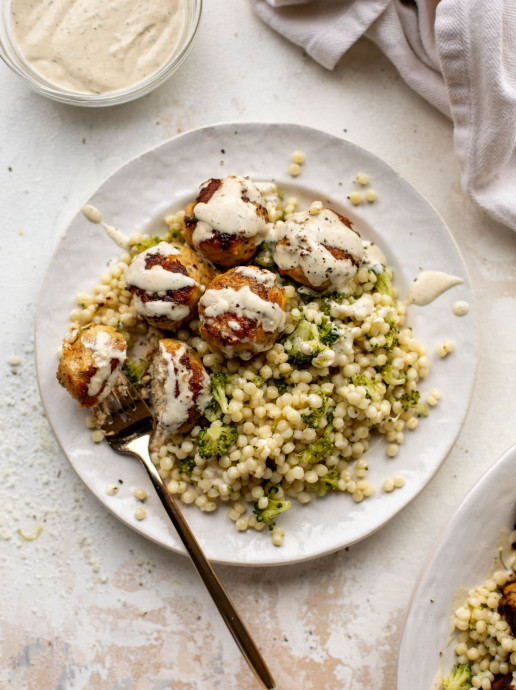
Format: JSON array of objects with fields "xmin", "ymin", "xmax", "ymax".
[
  {"xmin": 396, "ymin": 441, "xmax": 516, "ymax": 687},
  {"xmin": 35, "ymin": 120, "xmax": 478, "ymax": 566}
]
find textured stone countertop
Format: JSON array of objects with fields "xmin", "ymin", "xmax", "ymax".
[{"xmin": 1, "ymin": 1, "xmax": 515, "ymax": 689}]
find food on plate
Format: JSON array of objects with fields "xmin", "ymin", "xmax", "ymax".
[
  {"xmin": 151, "ymin": 338, "xmax": 210, "ymax": 434},
  {"xmin": 272, "ymin": 208, "xmax": 364, "ymax": 291},
  {"xmin": 57, "ymin": 324, "xmax": 126, "ymax": 407},
  {"xmin": 443, "ymin": 541, "xmax": 516, "ymax": 690},
  {"xmin": 198, "ymin": 266, "xmax": 287, "ymax": 360},
  {"xmin": 58, "ymin": 176, "xmax": 448, "ymax": 544},
  {"xmin": 125, "ymin": 241, "xmax": 215, "ymax": 331},
  {"xmin": 184, "ymin": 175, "xmax": 268, "ymax": 266}
]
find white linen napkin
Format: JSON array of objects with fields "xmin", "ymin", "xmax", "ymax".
[{"xmin": 250, "ymin": 0, "xmax": 516, "ymax": 231}]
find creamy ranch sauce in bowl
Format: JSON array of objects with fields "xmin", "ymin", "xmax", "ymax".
[{"xmin": 1, "ymin": 0, "xmax": 201, "ymax": 105}]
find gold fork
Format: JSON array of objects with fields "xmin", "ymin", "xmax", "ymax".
[{"xmin": 100, "ymin": 376, "xmax": 275, "ymax": 690}]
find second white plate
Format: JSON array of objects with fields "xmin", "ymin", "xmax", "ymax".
[
  {"xmin": 35, "ymin": 122, "xmax": 476, "ymax": 565},
  {"xmin": 398, "ymin": 444, "xmax": 516, "ymax": 689}
]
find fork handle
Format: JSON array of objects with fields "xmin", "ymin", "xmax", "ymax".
[{"xmin": 126, "ymin": 435, "xmax": 275, "ymax": 690}]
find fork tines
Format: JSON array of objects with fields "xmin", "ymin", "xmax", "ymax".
[{"xmin": 94, "ymin": 374, "xmax": 155, "ymax": 442}]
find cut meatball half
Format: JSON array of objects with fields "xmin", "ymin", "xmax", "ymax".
[
  {"xmin": 151, "ymin": 338, "xmax": 210, "ymax": 434},
  {"xmin": 57, "ymin": 324, "xmax": 126, "ymax": 408}
]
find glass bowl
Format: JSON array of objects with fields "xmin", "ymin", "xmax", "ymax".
[{"xmin": 0, "ymin": 0, "xmax": 202, "ymax": 107}]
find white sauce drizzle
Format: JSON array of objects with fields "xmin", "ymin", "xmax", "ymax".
[
  {"xmin": 158, "ymin": 342, "xmax": 209, "ymax": 431},
  {"xmin": 132, "ymin": 295, "xmax": 190, "ymax": 321},
  {"xmin": 84, "ymin": 329, "xmax": 126, "ymax": 400},
  {"xmin": 200, "ymin": 285, "xmax": 286, "ymax": 334},
  {"xmin": 10, "ymin": 0, "xmax": 185, "ymax": 95},
  {"xmin": 330, "ymin": 293, "xmax": 375, "ymax": 321},
  {"xmin": 81, "ymin": 204, "xmax": 130, "ymax": 250},
  {"xmin": 235, "ymin": 265, "xmax": 276, "ymax": 287},
  {"xmin": 82, "ymin": 204, "xmax": 102, "ymax": 224},
  {"xmin": 362, "ymin": 240, "xmax": 387, "ymax": 267},
  {"xmin": 125, "ymin": 242, "xmax": 198, "ymax": 322},
  {"xmin": 192, "ymin": 176, "xmax": 268, "ymax": 248},
  {"xmin": 407, "ymin": 271, "xmax": 464, "ymax": 306},
  {"xmin": 273, "ymin": 209, "xmax": 364, "ymax": 290},
  {"xmin": 453, "ymin": 300, "xmax": 470, "ymax": 316}
]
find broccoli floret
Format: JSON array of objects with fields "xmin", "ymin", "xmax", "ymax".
[
  {"xmin": 253, "ymin": 486, "xmax": 291, "ymax": 530},
  {"xmin": 301, "ymin": 392, "xmax": 329, "ymax": 428},
  {"xmin": 122, "ymin": 359, "xmax": 149, "ymax": 387},
  {"xmin": 317, "ymin": 469, "xmax": 340, "ymax": 496},
  {"xmin": 211, "ymin": 372, "xmax": 230, "ymax": 414},
  {"xmin": 204, "ymin": 398, "xmax": 223, "ymax": 423},
  {"xmin": 300, "ymin": 435, "xmax": 332, "ymax": 464},
  {"xmin": 319, "ymin": 319, "xmax": 341, "ymax": 346},
  {"xmin": 372, "ymin": 265, "xmax": 393, "ymax": 296},
  {"xmin": 381, "ymin": 363, "xmax": 407, "ymax": 387},
  {"xmin": 283, "ymin": 317, "xmax": 340, "ymax": 365},
  {"xmin": 300, "ymin": 416, "xmax": 333, "ymax": 464},
  {"xmin": 272, "ymin": 377, "xmax": 289, "ymax": 394},
  {"xmin": 132, "ymin": 234, "xmax": 171, "ymax": 254},
  {"xmin": 177, "ymin": 457, "xmax": 196, "ymax": 476},
  {"xmin": 282, "ymin": 318, "xmax": 325, "ymax": 365},
  {"xmin": 384, "ymin": 327, "xmax": 399, "ymax": 352},
  {"xmin": 320, "ymin": 292, "xmax": 352, "ymax": 316},
  {"xmin": 203, "ymin": 373, "xmax": 230, "ymax": 422},
  {"xmin": 442, "ymin": 663, "xmax": 473, "ymax": 690},
  {"xmin": 385, "ymin": 310, "xmax": 397, "ymax": 328},
  {"xmin": 400, "ymin": 390, "xmax": 428, "ymax": 417},
  {"xmin": 351, "ymin": 373, "xmax": 385, "ymax": 402},
  {"xmin": 254, "ymin": 242, "xmax": 276, "ymax": 269},
  {"xmin": 380, "ymin": 311, "xmax": 399, "ymax": 351},
  {"xmin": 197, "ymin": 423, "xmax": 238, "ymax": 458}
]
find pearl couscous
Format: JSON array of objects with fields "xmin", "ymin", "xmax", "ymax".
[{"xmin": 66, "ymin": 181, "xmax": 436, "ymax": 546}]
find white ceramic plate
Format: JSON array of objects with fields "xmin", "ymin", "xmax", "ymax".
[
  {"xmin": 35, "ymin": 122, "xmax": 476, "ymax": 566},
  {"xmin": 397, "ymin": 444, "xmax": 516, "ymax": 689}
]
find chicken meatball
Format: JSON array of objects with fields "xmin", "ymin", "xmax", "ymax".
[
  {"xmin": 57, "ymin": 324, "xmax": 127, "ymax": 408},
  {"xmin": 493, "ymin": 676, "xmax": 516, "ymax": 690},
  {"xmin": 273, "ymin": 208, "xmax": 364, "ymax": 292},
  {"xmin": 499, "ymin": 581, "xmax": 516, "ymax": 636},
  {"xmin": 151, "ymin": 338, "xmax": 210, "ymax": 434},
  {"xmin": 199, "ymin": 266, "xmax": 286, "ymax": 360},
  {"xmin": 125, "ymin": 242, "xmax": 215, "ymax": 331},
  {"xmin": 184, "ymin": 175, "xmax": 268, "ymax": 266}
]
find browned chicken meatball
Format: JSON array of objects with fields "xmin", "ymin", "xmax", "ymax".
[
  {"xmin": 151, "ymin": 338, "xmax": 210, "ymax": 434},
  {"xmin": 499, "ymin": 581, "xmax": 516, "ymax": 636},
  {"xmin": 125, "ymin": 242, "xmax": 215, "ymax": 331},
  {"xmin": 57, "ymin": 324, "xmax": 126, "ymax": 408},
  {"xmin": 273, "ymin": 208, "xmax": 364, "ymax": 292},
  {"xmin": 184, "ymin": 175, "xmax": 268, "ymax": 267},
  {"xmin": 493, "ymin": 676, "xmax": 516, "ymax": 690},
  {"xmin": 198, "ymin": 266, "xmax": 286, "ymax": 360}
]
